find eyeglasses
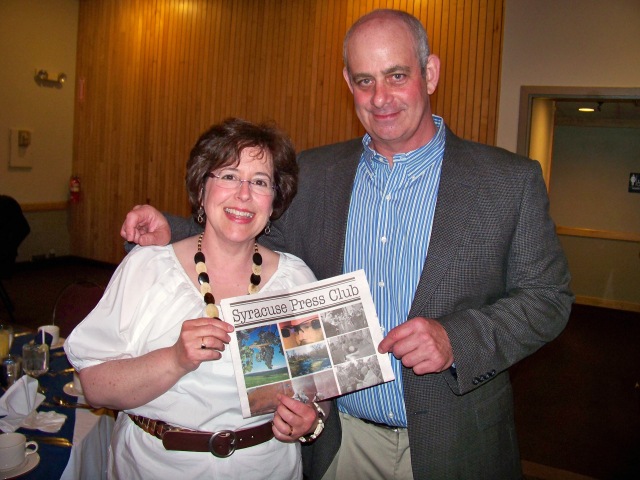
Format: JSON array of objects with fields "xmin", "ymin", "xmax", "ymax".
[
  {"xmin": 207, "ymin": 172, "xmax": 275, "ymax": 196},
  {"xmin": 281, "ymin": 319, "xmax": 321, "ymax": 338}
]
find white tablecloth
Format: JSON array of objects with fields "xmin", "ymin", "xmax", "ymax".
[{"xmin": 59, "ymin": 399, "xmax": 115, "ymax": 480}]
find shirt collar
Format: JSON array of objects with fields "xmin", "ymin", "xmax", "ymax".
[{"xmin": 361, "ymin": 115, "xmax": 445, "ymax": 176}]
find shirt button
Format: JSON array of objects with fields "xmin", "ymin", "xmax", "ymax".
[
  {"xmin": 385, "ymin": 194, "xmax": 391, "ymax": 201},
  {"xmin": 388, "ymin": 412, "xmax": 394, "ymax": 419},
  {"xmin": 378, "ymin": 281, "xmax": 385, "ymax": 288},
  {"xmin": 381, "ymin": 236, "xmax": 387, "ymax": 243}
]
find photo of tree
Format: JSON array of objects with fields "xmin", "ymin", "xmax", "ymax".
[{"xmin": 237, "ymin": 324, "xmax": 289, "ymax": 388}]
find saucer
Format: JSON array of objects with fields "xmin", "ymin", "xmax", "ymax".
[
  {"xmin": 51, "ymin": 337, "xmax": 66, "ymax": 350},
  {"xmin": 63, "ymin": 382, "xmax": 83, "ymax": 397},
  {"xmin": 0, "ymin": 453, "xmax": 39, "ymax": 479}
]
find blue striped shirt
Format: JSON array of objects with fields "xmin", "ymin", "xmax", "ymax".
[{"xmin": 337, "ymin": 115, "xmax": 445, "ymax": 427}]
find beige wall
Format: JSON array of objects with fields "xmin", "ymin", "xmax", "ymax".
[
  {"xmin": 550, "ymin": 126, "xmax": 640, "ymax": 308},
  {"xmin": 0, "ymin": 0, "xmax": 78, "ymax": 261},
  {"xmin": 499, "ymin": 0, "xmax": 640, "ymax": 311},
  {"xmin": 527, "ymin": 98, "xmax": 554, "ymax": 185},
  {"xmin": 550, "ymin": 127, "xmax": 640, "ymax": 233},
  {"xmin": 498, "ymin": 0, "xmax": 640, "ymax": 151}
]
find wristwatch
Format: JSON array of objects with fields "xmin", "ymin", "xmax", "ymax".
[{"xmin": 299, "ymin": 402, "xmax": 326, "ymax": 443}]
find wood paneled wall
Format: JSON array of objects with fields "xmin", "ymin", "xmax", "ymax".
[{"xmin": 72, "ymin": 0, "xmax": 504, "ymax": 264}]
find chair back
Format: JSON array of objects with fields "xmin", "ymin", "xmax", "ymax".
[
  {"xmin": 0, "ymin": 195, "xmax": 30, "ymax": 321},
  {"xmin": 52, "ymin": 281, "xmax": 105, "ymax": 338},
  {"xmin": 0, "ymin": 195, "xmax": 30, "ymax": 279}
]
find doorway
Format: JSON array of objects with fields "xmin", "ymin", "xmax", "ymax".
[{"xmin": 517, "ymin": 86, "xmax": 640, "ymax": 312}]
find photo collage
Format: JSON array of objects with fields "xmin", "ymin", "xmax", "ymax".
[{"xmin": 239, "ymin": 302, "xmax": 387, "ymax": 417}]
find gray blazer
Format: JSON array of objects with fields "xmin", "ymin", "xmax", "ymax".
[{"xmin": 169, "ymin": 127, "xmax": 573, "ymax": 479}]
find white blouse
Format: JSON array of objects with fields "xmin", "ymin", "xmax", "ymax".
[{"xmin": 65, "ymin": 244, "xmax": 316, "ymax": 480}]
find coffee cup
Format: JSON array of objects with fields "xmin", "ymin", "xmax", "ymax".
[
  {"xmin": 73, "ymin": 370, "xmax": 84, "ymax": 395},
  {"xmin": 0, "ymin": 433, "xmax": 38, "ymax": 471},
  {"xmin": 37, "ymin": 325, "xmax": 60, "ymax": 347}
]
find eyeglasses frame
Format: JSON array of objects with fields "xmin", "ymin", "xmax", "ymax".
[{"xmin": 206, "ymin": 172, "xmax": 276, "ymax": 196}]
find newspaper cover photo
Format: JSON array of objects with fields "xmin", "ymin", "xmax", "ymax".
[{"xmin": 220, "ymin": 270, "xmax": 395, "ymax": 418}]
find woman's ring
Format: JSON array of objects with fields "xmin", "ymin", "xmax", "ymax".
[{"xmin": 200, "ymin": 337, "xmax": 206, "ymax": 349}]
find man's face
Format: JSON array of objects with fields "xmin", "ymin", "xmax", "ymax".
[
  {"xmin": 291, "ymin": 319, "xmax": 323, "ymax": 346},
  {"xmin": 343, "ymin": 16, "xmax": 440, "ymax": 159}
]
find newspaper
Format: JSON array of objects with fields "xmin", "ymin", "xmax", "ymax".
[{"xmin": 220, "ymin": 270, "xmax": 395, "ymax": 418}]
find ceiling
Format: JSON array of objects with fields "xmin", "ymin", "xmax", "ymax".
[{"xmin": 554, "ymin": 98, "xmax": 640, "ymax": 122}]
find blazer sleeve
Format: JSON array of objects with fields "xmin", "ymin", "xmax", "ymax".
[
  {"xmin": 434, "ymin": 154, "xmax": 573, "ymax": 395},
  {"xmin": 166, "ymin": 213, "xmax": 202, "ymax": 241}
]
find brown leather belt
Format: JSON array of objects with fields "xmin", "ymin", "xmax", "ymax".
[{"xmin": 128, "ymin": 414, "xmax": 274, "ymax": 458}]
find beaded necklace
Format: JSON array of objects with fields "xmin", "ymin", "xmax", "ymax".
[{"xmin": 194, "ymin": 232, "xmax": 262, "ymax": 318}]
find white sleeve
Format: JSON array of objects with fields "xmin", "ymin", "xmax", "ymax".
[{"xmin": 64, "ymin": 246, "xmax": 192, "ymax": 370}]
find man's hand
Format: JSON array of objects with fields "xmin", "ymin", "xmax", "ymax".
[
  {"xmin": 378, "ymin": 317, "xmax": 454, "ymax": 375},
  {"xmin": 120, "ymin": 204, "xmax": 171, "ymax": 246}
]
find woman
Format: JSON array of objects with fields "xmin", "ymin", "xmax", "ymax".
[{"xmin": 65, "ymin": 118, "xmax": 321, "ymax": 479}]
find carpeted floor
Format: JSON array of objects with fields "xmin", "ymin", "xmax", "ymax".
[
  {"xmin": 512, "ymin": 303, "xmax": 640, "ymax": 479},
  {"xmin": 1, "ymin": 257, "xmax": 639, "ymax": 479}
]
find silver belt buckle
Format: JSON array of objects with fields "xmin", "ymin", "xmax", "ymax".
[{"xmin": 208, "ymin": 430, "xmax": 237, "ymax": 457}]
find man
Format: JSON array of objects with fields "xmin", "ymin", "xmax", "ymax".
[
  {"xmin": 122, "ymin": 9, "xmax": 572, "ymax": 479},
  {"xmin": 281, "ymin": 318, "xmax": 324, "ymax": 346}
]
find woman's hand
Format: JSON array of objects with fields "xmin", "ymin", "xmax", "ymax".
[
  {"xmin": 272, "ymin": 395, "xmax": 319, "ymax": 443},
  {"xmin": 174, "ymin": 317, "xmax": 235, "ymax": 372},
  {"xmin": 79, "ymin": 316, "xmax": 235, "ymax": 410}
]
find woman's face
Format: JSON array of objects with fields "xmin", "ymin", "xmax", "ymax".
[{"xmin": 203, "ymin": 146, "xmax": 274, "ymax": 246}]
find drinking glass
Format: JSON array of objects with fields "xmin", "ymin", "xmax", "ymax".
[
  {"xmin": 0, "ymin": 325, "xmax": 13, "ymax": 358},
  {"xmin": 22, "ymin": 343, "xmax": 49, "ymax": 377},
  {"xmin": 1, "ymin": 355, "xmax": 22, "ymax": 388}
]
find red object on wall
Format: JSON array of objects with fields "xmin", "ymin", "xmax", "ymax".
[{"xmin": 69, "ymin": 176, "xmax": 81, "ymax": 203}]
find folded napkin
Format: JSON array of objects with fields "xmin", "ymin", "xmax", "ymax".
[{"xmin": 0, "ymin": 375, "xmax": 66, "ymax": 433}]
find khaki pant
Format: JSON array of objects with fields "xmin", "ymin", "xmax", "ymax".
[{"xmin": 322, "ymin": 412, "xmax": 413, "ymax": 480}]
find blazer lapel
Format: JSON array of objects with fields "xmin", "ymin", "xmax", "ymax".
[
  {"xmin": 408, "ymin": 129, "xmax": 479, "ymax": 318},
  {"xmin": 316, "ymin": 140, "xmax": 362, "ymax": 279}
]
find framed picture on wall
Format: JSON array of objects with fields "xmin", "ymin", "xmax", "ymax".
[{"xmin": 629, "ymin": 172, "xmax": 640, "ymax": 193}]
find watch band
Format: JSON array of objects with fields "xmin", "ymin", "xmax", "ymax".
[{"xmin": 299, "ymin": 402, "xmax": 326, "ymax": 443}]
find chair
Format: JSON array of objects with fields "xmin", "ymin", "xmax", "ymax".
[
  {"xmin": 0, "ymin": 195, "xmax": 31, "ymax": 322},
  {"xmin": 52, "ymin": 281, "xmax": 105, "ymax": 338}
]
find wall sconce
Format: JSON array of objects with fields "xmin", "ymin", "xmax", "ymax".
[{"xmin": 34, "ymin": 69, "xmax": 67, "ymax": 88}]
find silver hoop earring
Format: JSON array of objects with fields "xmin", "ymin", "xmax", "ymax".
[
  {"xmin": 197, "ymin": 206, "xmax": 205, "ymax": 224},
  {"xmin": 264, "ymin": 221, "xmax": 271, "ymax": 236}
]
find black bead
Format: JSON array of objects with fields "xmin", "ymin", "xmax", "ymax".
[
  {"xmin": 250, "ymin": 273, "xmax": 261, "ymax": 285},
  {"xmin": 194, "ymin": 252, "xmax": 205, "ymax": 264},
  {"xmin": 253, "ymin": 252, "xmax": 263, "ymax": 265},
  {"xmin": 204, "ymin": 292, "xmax": 215, "ymax": 304},
  {"xmin": 198, "ymin": 272, "xmax": 210, "ymax": 285}
]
